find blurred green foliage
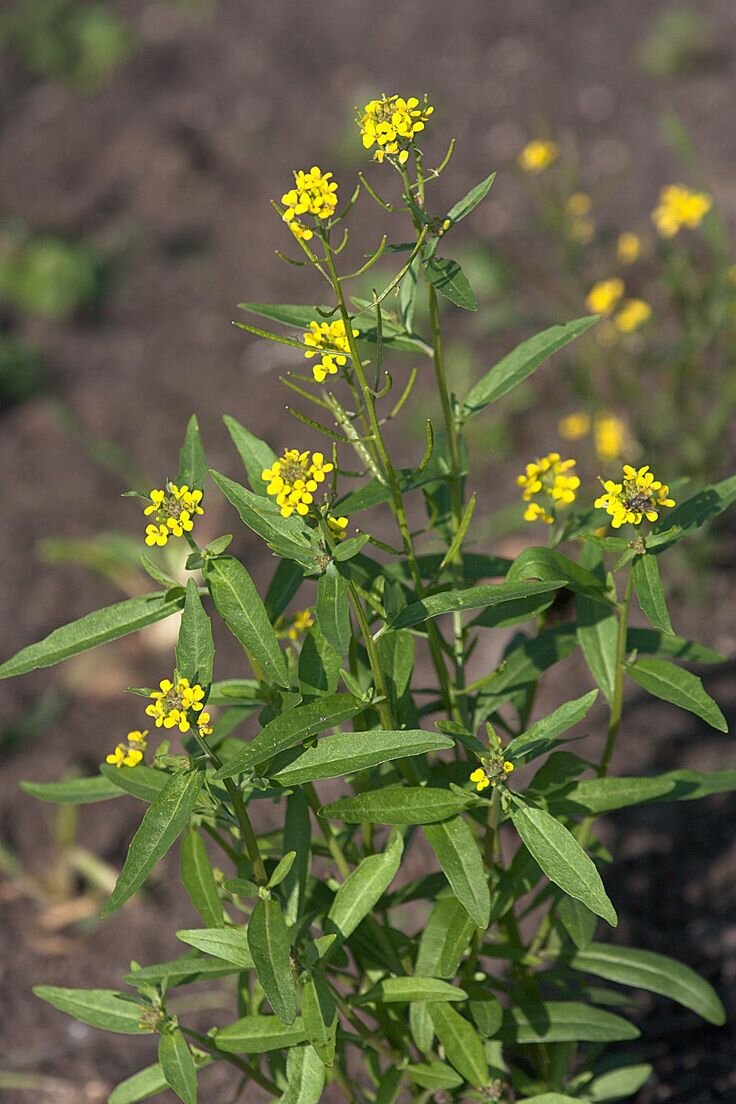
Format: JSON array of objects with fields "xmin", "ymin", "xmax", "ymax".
[
  {"xmin": 638, "ymin": 6, "xmax": 716, "ymax": 78},
  {"xmin": 0, "ymin": 222, "xmax": 108, "ymax": 321},
  {"xmin": 0, "ymin": 335, "xmax": 46, "ymax": 407}
]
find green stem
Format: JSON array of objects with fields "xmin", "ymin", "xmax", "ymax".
[
  {"xmin": 598, "ymin": 569, "xmax": 634, "ymax": 777},
  {"xmin": 180, "ymin": 1027, "xmax": 278, "ymax": 1095}
]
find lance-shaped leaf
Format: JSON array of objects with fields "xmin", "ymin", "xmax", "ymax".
[
  {"xmin": 633, "ymin": 554, "xmax": 674, "ymax": 634},
  {"xmin": 215, "ymin": 1015, "xmax": 307, "ymax": 1054},
  {"xmin": 302, "ymin": 974, "xmax": 337, "ymax": 1066},
  {"xmin": 177, "ymin": 927, "xmax": 254, "ymax": 969},
  {"xmin": 33, "ymin": 987, "xmax": 150, "ymax": 1034},
  {"xmin": 181, "ymin": 828, "xmax": 223, "ymax": 928},
  {"xmin": 327, "ymin": 830, "xmax": 403, "ymax": 939},
  {"xmin": 280, "ymin": 1044, "xmax": 326, "ymax": 1104},
  {"xmin": 176, "ymin": 579, "xmax": 214, "ymax": 688},
  {"xmin": 496, "ymin": 1001, "xmax": 639, "ymax": 1043},
  {"xmin": 627, "ymin": 628, "xmax": 724, "ymax": 664},
  {"xmin": 446, "ymin": 171, "xmax": 496, "ymax": 224},
  {"xmin": 159, "ymin": 1029, "xmax": 197, "ymax": 1104},
  {"xmin": 178, "ymin": 414, "xmax": 207, "ymax": 491},
  {"xmin": 355, "ymin": 977, "xmax": 467, "ymax": 1005},
  {"xmin": 423, "ymin": 817, "xmax": 490, "ymax": 928},
  {"xmin": 510, "ymin": 800, "xmax": 617, "ymax": 926},
  {"xmin": 0, "ymin": 590, "xmax": 184, "ymax": 681},
  {"xmin": 101, "ymin": 763, "xmax": 169, "ymax": 804},
  {"xmin": 627, "ymin": 656, "xmax": 727, "ymax": 731},
  {"xmin": 271, "ymin": 729, "xmax": 454, "ymax": 787},
  {"xmin": 390, "ymin": 579, "xmax": 566, "ymax": 631},
  {"xmin": 461, "ymin": 316, "xmax": 598, "ymax": 419},
  {"xmin": 545, "ymin": 768, "xmax": 736, "ymax": 816},
  {"xmin": 21, "ymin": 774, "xmax": 124, "ymax": 804},
  {"xmin": 585, "ymin": 1064, "xmax": 653, "ymax": 1102},
  {"xmin": 428, "ymin": 1004, "xmax": 489, "ymax": 1087},
  {"xmin": 124, "ymin": 953, "xmax": 238, "ymax": 988},
  {"xmin": 321, "ymin": 786, "xmax": 474, "ymax": 824},
  {"xmin": 102, "ymin": 769, "xmax": 204, "ymax": 917},
  {"xmin": 426, "ymin": 257, "xmax": 478, "ymax": 311},
  {"xmin": 248, "ymin": 896, "xmax": 297, "ymax": 1024},
  {"xmin": 204, "ymin": 555, "xmax": 288, "ymax": 687},
  {"xmin": 223, "ymin": 415, "xmax": 276, "ymax": 496},
  {"xmin": 507, "ymin": 546, "xmax": 612, "ymax": 603},
  {"xmin": 505, "ymin": 691, "xmax": 598, "ymax": 763},
  {"xmin": 652, "ymin": 473, "xmax": 736, "ymax": 549},
  {"xmin": 316, "ymin": 564, "xmax": 351, "ymax": 656},
  {"xmin": 576, "ymin": 593, "xmax": 618, "ymax": 705},
  {"xmin": 405, "ymin": 1062, "xmax": 463, "ymax": 1090},
  {"xmin": 557, "ymin": 894, "xmax": 597, "ymax": 950},
  {"xmin": 568, "ymin": 942, "xmax": 726, "ymax": 1024},
  {"xmin": 109, "ymin": 1062, "xmax": 173, "ymax": 1104},
  {"xmin": 410, "ymin": 893, "xmax": 476, "ymax": 1053},
  {"xmin": 215, "ymin": 694, "xmax": 366, "ymax": 779}
]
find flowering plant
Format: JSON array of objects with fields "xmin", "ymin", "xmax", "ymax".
[{"xmin": 6, "ymin": 98, "xmax": 735, "ymax": 1104}]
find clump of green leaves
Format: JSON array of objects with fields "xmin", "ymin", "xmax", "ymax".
[
  {"xmin": 5, "ymin": 101, "xmax": 734, "ymax": 1104},
  {"xmin": 0, "ymin": 221, "xmax": 109, "ymax": 321}
]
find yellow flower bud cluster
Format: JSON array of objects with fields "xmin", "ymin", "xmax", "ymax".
[
  {"xmin": 143, "ymin": 484, "xmax": 204, "ymax": 547},
  {"xmin": 106, "ymin": 729, "xmax": 148, "ymax": 768},
  {"xmin": 303, "ymin": 319, "xmax": 359, "ymax": 383},
  {"xmin": 470, "ymin": 761, "xmax": 514, "ymax": 793},
  {"xmin": 358, "ymin": 94, "xmax": 434, "ymax": 165},
  {"xmin": 595, "ymin": 464, "xmax": 675, "ymax": 528},
  {"xmin": 262, "ymin": 449, "xmax": 334, "ymax": 518},
  {"xmin": 281, "ymin": 167, "xmax": 338, "ymax": 242},
  {"xmin": 585, "ymin": 278, "xmax": 651, "ymax": 339},
  {"xmin": 652, "ymin": 184, "xmax": 712, "ymax": 238},
  {"xmin": 517, "ymin": 452, "xmax": 580, "ymax": 525}
]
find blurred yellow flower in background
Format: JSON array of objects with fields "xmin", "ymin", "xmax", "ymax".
[{"xmin": 518, "ymin": 139, "xmax": 559, "ymax": 174}]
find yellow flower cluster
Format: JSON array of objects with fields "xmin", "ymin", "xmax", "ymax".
[
  {"xmin": 262, "ymin": 449, "xmax": 334, "ymax": 518},
  {"xmin": 145, "ymin": 677, "xmax": 207, "ymax": 734},
  {"xmin": 566, "ymin": 192, "xmax": 595, "ymax": 244},
  {"xmin": 327, "ymin": 515, "xmax": 349, "ymax": 540},
  {"xmin": 559, "ymin": 411, "xmax": 629, "ymax": 463},
  {"xmin": 652, "ymin": 184, "xmax": 712, "ymax": 238},
  {"xmin": 287, "ymin": 609, "xmax": 314, "ymax": 641},
  {"xmin": 586, "ymin": 279, "xmax": 651, "ymax": 337},
  {"xmin": 144, "ymin": 484, "xmax": 204, "ymax": 547},
  {"xmin": 517, "ymin": 452, "xmax": 580, "ymax": 525},
  {"xmin": 470, "ymin": 761, "xmax": 514, "ymax": 793},
  {"xmin": 303, "ymin": 319, "xmax": 359, "ymax": 383},
  {"xmin": 595, "ymin": 464, "xmax": 675, "ymax": 528},
  {"xmin": 358, "ymin": 94, "xmax": 434, "ymax": 165},
  {"xmin": 518, "ymin": 139, "xmax": 559, "ymax": 174},
  {"xmin": 106, "ymin": 729, "xmax": 147, "ymax": 769},
  {"xmin": 281, "ymin": 167, "xmax": 338, "ymax": 241}
]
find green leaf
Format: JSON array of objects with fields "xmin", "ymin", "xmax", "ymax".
[
  {"xmin": 20, "ymin": 774, "xmax": 123, "ymax": 804},
  {"xmin": 410, "ymin": 894, "xmax": 473, "ymax": 1053},
  {"xmin": 223, "ymin": 415, "xmax": 276, "ymax": 495},
  {"xmin": 124, "ymin": 953, "xmax": 238, "ymax": 988},
  {"xmin": 215, "ymin": 694, "xmax": 367, "ymax": 778},
  {"xmin": 280, "ymin": 1045, "xmax": 326, "ymax": 1104},
  {"xmin": 577, "ymin": 594, "xmax": 618, "ymax": 705},
  {"xmin": 316, "ymin": 565, "xmax": 351, "ymax": 656},
  {"xmin": 546, "ymin": 768, "xmax": 736, "ymax": 815},
  {"xmin": 33, "ymin": 986, "xmax": 149, "ymax": 1034},
  {"xmin": 652, "ymin": 473, "xmax": 736, "ymax": 547},
  {"xmin": 299, "ymin": 622, "xmax": 341, "ymax": 696},
  {"xmin": 181, "ymin": 828, "xmax": 223, "ymax": 928},
  {"xmin": 633, "ymin": 554, "xmax": 674, "ymax": 634},
  {"xmin": 508, "ymin": 547, "xmax": 611, "ymax": 602},
  {"xmin": 271, "ymin": 729, "xmax": 454, "ymax": 787},
  {"xmin": 0, "ymin": 590, "xmax": 184, "ymax": 681},
  {"xmin": 283, "ymin": 790, "xmax": 311, "ymax": 926},
  {"xmin": 390, "ymin": 579, "xmax": 565, "ymax": 631},
  {"xmin": 215, "ymin": 1015, "xmax": 307, "ymax": 1054},
  {"xmin": 327, "ymin": 830, "xmax": 403, "ymax": 939},
  {"xmin": 265, "ymin": 558, "xmax": 306, "ymax": 621},
  {"xmin": 586, "ymin": 1063, "xmax": 653, "ymax": 1101},
  {"xmin": 355, "ymin": 977, "xmax": 467, "ymax": 1004},
  {"xmin": 557, "ymin": 894, "xmax": 597, "ymax": 950},
  {"xmin": 159, "ymin": 1029, "xmax": 197, "ymax": 1104},
  {"xmin": 505, "ymin": 691, "xmax": 598, "ymax": 763},
  {"xmin": 176, "ymin": 579, "xmax": 215, "ymax": 688},
  {"xmin": 461, "ymin": 316, "xmax": 598, "ymax": 419},
  {"xmin": 204, "ymin": 556, "xmax": 288, "ymax": 687},
  {"xmin": 627, "ymin": 656, "xmax": 727, "ymax": 731},
  {"xmin": 473, "ymin": 625, "xmax": 578, "ymax": 715},
  {"xmin": 178, "ymin": 414, "xmax": 207, "ymax": 491},
  {"xmin": 176, "ymin": 926, "xmax": 254, "ymax": 968},
  {"xmin": 302, "ymin": 974, "xmax": 337, "ymax": 1066},
  {"xmin": 248, "ymin": 896, "xmax": 298, "ymax": 1024},
  {"xmin": 405, "ymin": 1062, "xmax": 463, "ymax": 1090},
  {"xmin": 519, "ymin": 1096, "xmax": 586, "ymax": 1103},
  {"xmin": 496, "ymin": 1001, "xmax": 639, "ymax": 1043},
  {"xmin": 569, "ymin": 942, "xmax": 726, "ymax": 1025},
  {"xmin": 428, "ymin": 1004, "xmax": 489, "ymax": 1087},
  {"xmin": 423, "ymin": 817, "xmax": 490, "ymax": 928},
  {"xmin": 446, "ymin": 171, "xmax": 496, "ymax": 223},
  {"xmin": 510, "ymin": 800, "xmax": 617, "ymax": 926},
  {"xmin": 321, "ymin": 786, "xmax": 473, "ymax": 824},
  {"xmin": 468, "ymin": 995, "xmax": 503, "ymax": 1038},
  {"xmin": 627, "ymin": 628, "xmax": 724, "ymax": 664},
  {"xmin": 100, "ymin": 763, "xmax": 169, "ymax": 803},
  {"xmin": 109, "ymin": 1063, "xmax": 171, "ymax": 1104},
  {"xmin": 101, "ymin": 769, "xmax": 204, "ymax": 917},
  {"xmin": 426, "ymin": 257, "xmax": 478, "ymax": 310}
]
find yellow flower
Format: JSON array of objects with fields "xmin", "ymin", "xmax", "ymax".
[
  {"xmin": 585, "ymin": 278, "xmax": 625, "ymax": 316},
  {"xmin": 559, "ymin": 412, "xmax": 591, "ymax": 441},
  {"xmin": 595, "ymin": 463, "xmax": 676, "ymax": 528},
  {"xmin": 143, "ymin": 483, "xmax": 204, "ymax": 547},
  {"xmin": 106, "ymin": 730, "xmax": 148, "ymax": 768},
  {"xmin": 145, "ymin": 677, "xmax": 206, "ymax": 734},
  {"xmin": 358, "ymin": 94, "xmax": 434, "ymax": 165},
  {"xmin": 594, "ymin": 412, "xmax": 627, "ymax": 463},
  {"xmin": 503, "ymin": 761, "xmax": 515, "ymax": 774},
  {"xmin": 518, "ymin": 139, "xmax": 559, "ymax": 174},
  {"xmin": 518, "ymin": 452, "xmax": 580, "ymax": 524},
  {"xmin": 197, "ymin": 712, "xmax": 213, "ymax": 737},
  {"xmin": 303, "ymin": 319, "xmax": 359, "ymax": 383},
  {"xmin": 470, "ymin": 759, "xmax": 514, "ymax": 792},
  {"xmin": 262, "ymin": 449, "xmax": 334, "ymax": 518},
  {"xmin": 281, "ymin": 167, "xmax": 338, "ymax": 240},
  {"xmin": 286, "ymin": 608, "xmax": 315, "ymax": 641},
  {"xmin": 652, "ymin": 184, "xmax": 712, "ymax": 238},
  {"xmin": 617, "ymin": 232, "xmax": 641, "ymax": 265},
  {"xmin": 327, "ymin": 515, "xmax": 349, "ymax": 541},
  {"xmin": 614, "ymin": 298, "xmax": 652, "ymax": 334},
  {"xmin": 470, "ymin": 767, "xmax": 490, "ymax": 792}
]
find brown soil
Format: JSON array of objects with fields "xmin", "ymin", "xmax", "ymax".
[{"xmin": 1, "ymin": 2, "xmax": 735, "ymax": 1101}]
